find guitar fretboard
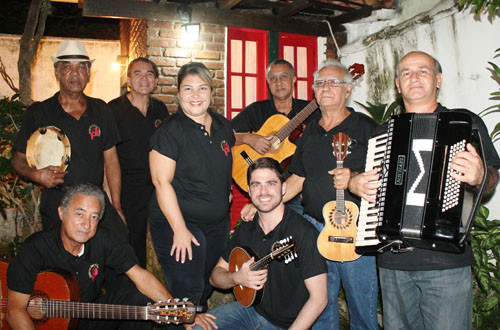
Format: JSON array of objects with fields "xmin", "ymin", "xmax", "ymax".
[
  {"xmin": 274, "ymin": 100, "xmax": 318, "ymax": 142},
  {"xmin": 38, "ymin": 299, "xmax": 148, "ymax": 320}
]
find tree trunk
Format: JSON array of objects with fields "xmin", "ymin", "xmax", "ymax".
[{"xmin": 17, "ymin": 0, "xmax": 51, "ymax": 106}]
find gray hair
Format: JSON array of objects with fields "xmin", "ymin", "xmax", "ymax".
[
  {"xmin": 395, "ymin": 51, "xmax": 442, "ymax": 78},
  {"xmin": 266, "ymin": 59, "xmax": 296, "ymax": 82},
  {"xmin": 60, "ymin": 183, "xmax": 105, "ymax": 219},
  {"xmin": 313, "ymin": 59, "xmax": 353, "ymax": 84}
]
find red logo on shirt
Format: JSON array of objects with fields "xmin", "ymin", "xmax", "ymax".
[
  {"xmin": 88, "ymin": 263, "xmax": 99, "ymax": 282},
  {"xmin": 88, "ymin": 125, "xmax": 101, "ymax": 140},
  {"xmin": 154, "ymin": 119, "xmax": 162, "ymax": 128},
  {"xmin": 221, "ymin": 140, "xmax": 230, "ymax": 156}
]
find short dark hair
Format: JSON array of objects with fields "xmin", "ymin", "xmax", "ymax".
[
  {"xmin": 177, "ymin": 62, "xmax": 213, "ymax": 91},
  {"xmin": 266, "ymin": 59, "xmax": 296, "ymax": 81},
  {"xmin": 247, "ymin": 157, "xmax": 284, "ymax": 185},
  {"xmin": 60, "ymin": 183, "xmax": 105, "ymax": 219},
  {"xmin": 127, "ymin": 57, "xmax": 159, "ymax": 78}
]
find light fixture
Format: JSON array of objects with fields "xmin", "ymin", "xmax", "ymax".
[
  {"xmin": 112, "ymin": 55, "xmax": 129, "ymax": 71},
  {"xmin": 178, "ymin": 4, "xmax": 200, "ymax": 44}
]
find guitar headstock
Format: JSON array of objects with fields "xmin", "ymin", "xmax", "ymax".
[
  {"xmin": 147, "ymin": 298, "xmax": 198, "ymax": 324},
  {"xmin": 332, "ymin": 132, "xmax": 351, "ymax": 162},
  {"xmin": 271, "ymin": 236, "xmax": 298, "ymax": 264}
]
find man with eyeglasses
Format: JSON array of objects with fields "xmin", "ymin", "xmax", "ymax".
[{"xmin": 242, "ymin": 58, "xmax": 379, "ymax": 330}]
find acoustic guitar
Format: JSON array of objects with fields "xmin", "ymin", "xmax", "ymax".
[
  {"xmin": 232, "ymin": 100, "xmax": 318, "ymax": 192},
  {"xmin": 0, "ymin": 261, "xmax": 198, "ymax": 329},
  {"xmin": 317, "ymin": 132, "xmax": 361, "ymax": 262},
  {"xmin": 229, "ymin": 236, "xmax": 297, "ymax": 307}
]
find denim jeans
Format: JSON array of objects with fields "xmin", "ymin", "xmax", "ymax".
[
  {"xmin": 304, "ymin": 214, "xmax": 378, "ymax": 330},
  {"xmin": 194, "ymin": 302, "xmax": 284, "ymax": 330},
  {"xmin": 379, "ymin": 266, "xmax": 472, "ymax": 330}
]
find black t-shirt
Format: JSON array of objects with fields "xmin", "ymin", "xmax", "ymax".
[
  {"xmin": 377, "ymin": 104, "xmax": 500, "ymax": 271},
  {"xmin": 108, "ymin": 94, "xmax": 169, "ymax": 179},
  {"xmin": 149, "ymin": 108, "xmax": 235, "ymax": 227},
  {"xmin": 288, "ymin": 108, "xmax": 378, "ymax": 222},
  {"xmin": 7, "ymin": 225, "xmax": 138, "ymax": 302},
  {"xmin": 231, "ymin": 98, "xmax": 318, "ymax": 133},
  {"xmin": 14, "ymin": 92, "xmax": 120, "ymax": 187},
  {"xmin": 222, "ymin": 207, "xmax": 327, "ymax": 329}
]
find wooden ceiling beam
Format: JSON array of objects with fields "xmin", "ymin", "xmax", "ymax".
[
  {"xmin": 217, "ymin": 0, "xmax": 242, "ymax": 9},
  {"xmin": 82, "ymin": 0, "xmax": 333, "ymax": 36},
  {"xmin": 310, "ymin": 0, "xmax": 354, "ymax": 12},
  {"xmin": 274, "ymin": 0, "xmax": 313, "ymax": 18},
  {"xmin": 326, "ymin": 6, "xmax": 372, "ymax": 25}
]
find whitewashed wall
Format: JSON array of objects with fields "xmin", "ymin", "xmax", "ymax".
[
  {"xmin": 0, "ymin": 34, "xmax": 121, "ymax": 102},
  {"xmin": 339, "ymin": 0, "xmax": 500, "ymax": 216}
]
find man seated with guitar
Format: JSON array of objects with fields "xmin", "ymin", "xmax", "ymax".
[
  {"xmin": 242, "ymin": 59, "xmax": 379, "ymax": 330},
  {"xmin": 197, "ymin": 157, "xmax": 327, "ymax": 330},
  {"xmin": 5, "ymin": 183, "xmax": 212, "ymax": 330}
]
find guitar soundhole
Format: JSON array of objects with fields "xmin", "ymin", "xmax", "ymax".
[
  {"xmin": 328, "ymin": 207, "xmax": 353, "ymax": 230},
  {"xmin": 28, "ymin": 290, "xmax": 49, "ymax": 324}
]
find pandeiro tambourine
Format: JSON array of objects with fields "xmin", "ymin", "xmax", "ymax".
[{"xmin": 26, "ymin": 126, "xmax": 71, "ymax": 171}]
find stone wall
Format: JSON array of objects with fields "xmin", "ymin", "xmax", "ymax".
[{"xmin": 146, "ymin": 21, "xmax": 226, "ymax": 115}]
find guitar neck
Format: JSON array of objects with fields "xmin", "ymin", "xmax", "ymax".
[
  {"xmin": 41, "ymin": 300, "xmax": 148, "ymax": 320},
  {"xmin": 274, "ymin": 100, "xmax": 318, "ymax": 142},
  {"xmin": 336, "ymin": 161, "xmax": 345, "ymax": 212},
  {"xmin": 249, "ymin": 245, "xmax": 295, "ymax": 271}
]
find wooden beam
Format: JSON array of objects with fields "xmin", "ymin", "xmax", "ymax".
[
  {"xmin": 274, "ymin": 0, "xmax": 313, "ymax": 18},
  {"xmin": 327, "ymin": 6, "xmax": 372, "ymax": 25},
  {"xmin": 311, "ymin": 0, "xmax": 354, "ymax": 12},
  {"xmin": 217, "ymin": 0, "xmax": 242, "ymax": 10},
  {"xmin": 82, "ymin": 0, "xmax": 332, "ymax": 36}
]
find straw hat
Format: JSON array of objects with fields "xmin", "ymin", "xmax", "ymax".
[{"xmin": 51, "ymin": 40, "xmax": 95, "ymax": 63}]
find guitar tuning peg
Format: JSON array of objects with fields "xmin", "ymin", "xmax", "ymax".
[
  {"xmin": 294, "ymin": 252, "xmax": 298, "ymax": 258},
  {"xmin": 167, "ymin": 299, "xmax": 171, "ymax": 303},
  {"xmin": 174, "ymin": 298, "xmax": 180, "ymax": 302},
  {"xmin": 183, "ymin": 297, "xmax": 188, "ymax": 302}
]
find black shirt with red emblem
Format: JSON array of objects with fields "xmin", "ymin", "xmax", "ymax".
[
  {"xmin": 13, "ymin": 92, "xmax": 120, "ymax": 223},
  {"xmin": 149, "ymin": 108, "xmax": 235, "ymax": 228},
  {"xmin": 7, "ymin": 224, "xmax": 138, "ymax": 302},
  {"xmin": 108, "ymin": 94, "xmax": 169, "ymax": 179}
]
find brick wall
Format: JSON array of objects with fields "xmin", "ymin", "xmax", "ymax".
[{"xmin": 147, "ymin": 21, "xmax": 226, "ymax": 115}]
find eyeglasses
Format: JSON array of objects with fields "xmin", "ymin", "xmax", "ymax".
[{"xmin": 313, "ymin": 78, "xmax": 347, "ymax": 88}]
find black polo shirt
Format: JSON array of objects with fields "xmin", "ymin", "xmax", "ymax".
[
  {"xmin": 149, "ymin": 108, "xmax": 235, "ymax": 227},
  {"xmin": 223, "ymin": 207, "xmax": 327, "ymax": 329},
  {"xmin": 288, "ymin": 108, "xmax": 378, "ymax": 223},
  {"xmin": 231, "ymin": 98, "xmax": 318, "ymax": 133},
  {"xmin": 7, "ymin": 225, "xmax": 138, "ymax": 303},
  {"xmin": 108, "ymin": 94, "xmax": 169, "ymax": 179},
  {"xmin": 378, "ymin": 104, "xmax": 500, "ymax": 271},
  {"xmin": 14, "ymin": 92, "xmax": 120, "ymax": 187}
]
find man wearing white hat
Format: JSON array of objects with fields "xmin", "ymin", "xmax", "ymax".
[{"xmin": 11, "ymin": 40, "xmax": 128, "ymax": 240}]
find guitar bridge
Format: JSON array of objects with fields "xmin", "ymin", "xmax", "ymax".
[
  {"xmin": 240, "ymin": 151, "xmax": 254, "ymax": 165},
  {"xmin": 328, "ymin": 236, "xmax": 354, "ymax": 244}
]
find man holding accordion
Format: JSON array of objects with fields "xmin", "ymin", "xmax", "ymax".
[{"xmin": 350, "ymin": 51, "xmax": 500, "ymax": 330}]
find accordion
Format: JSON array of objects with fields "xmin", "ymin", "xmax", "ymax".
[{"xmin": 356, "ymin": 112, "xmax": 485, "ymax": 254}]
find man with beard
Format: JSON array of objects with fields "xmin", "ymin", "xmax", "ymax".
[{"xmin": 199, "ymin": 158, "xmax": 327, "ymax": 330}]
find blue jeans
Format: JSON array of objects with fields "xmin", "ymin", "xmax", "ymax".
[
  {"xmin": 194, "ymin": 302, "xmax": 284, "ymax": 330},
  {"xmin": 304, "ymin": 214, "xmax": 378, "ymax": 330},
  {"xmin": 379, "ymin": 267, "xmax": 472, "ymax": 330}
]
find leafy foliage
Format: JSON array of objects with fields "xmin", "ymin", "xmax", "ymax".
[
  {"xmin": 471, "ymin": 206, "xmax": 500, "ymax": 329},
  {"xmin": 478, "ymin": 48, "xmax": 500, "ymax": 142},
  {"xmin": 355, "ymin": 95, "xmax": 403, "ymax": 125},
  {"xmin": 459, "ymin": 0, "xmax": 500, "ymax": 16}
]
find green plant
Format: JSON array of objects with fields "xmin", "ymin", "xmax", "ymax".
[
  {"xmin": 0, "ymin": 95, "xmax": 41, "ymax": 247},
  {"xmin": 471, "ymin": 205, "xmax": 500, "ymax": 329},
  {"xmin": 459, "ymin": 0, "xmax": 500, "ymax": 16},
  {"xmin": 355, "ymin": 95, "xmax": 403, "ymax": 125},
  {"xmin": 477, "ymin": 48, "xmax": 500, "ymax": 142}
]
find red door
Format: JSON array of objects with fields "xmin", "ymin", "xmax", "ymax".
[{"xmin": 279, "ymin": 33, "xmax": 317, "ymax": 101}]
